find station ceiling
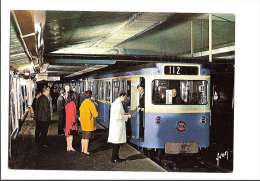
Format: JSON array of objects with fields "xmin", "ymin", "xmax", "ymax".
[{"xmin": 10, "ymin": 11, "xmax": 235, "ymax": 79}]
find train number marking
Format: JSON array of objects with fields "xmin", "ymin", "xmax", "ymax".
[{"xmin": 176, "ymin": 66, "xmax": 180, "ymax": 75}]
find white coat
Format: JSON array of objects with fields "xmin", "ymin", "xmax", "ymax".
[{"xmin": 107, "ymin": 98, "xmax": 129, "ymax": 144}]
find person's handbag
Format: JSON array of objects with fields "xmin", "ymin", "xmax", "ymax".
[{"xmin": 70, "ymin": 122, "xmax": 78, "ymax": 135}]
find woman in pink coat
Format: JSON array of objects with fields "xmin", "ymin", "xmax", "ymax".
[{"xmin": 64, "ymin": 92, "xmax": 77, "ymax": 152}]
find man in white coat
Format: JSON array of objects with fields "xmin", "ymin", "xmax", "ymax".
[{"xmin": 108, "ymin": 92, "xmax": 131, "ymax": 163}]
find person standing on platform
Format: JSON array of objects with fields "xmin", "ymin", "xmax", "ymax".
[
  {"xmin": 79, "ymin": 91, "xmax": 88, "ymax": 107},
  {"xmin": 36, "ymin": 86, "xmax": 51, "ymax": 148},
  {"xmin": 72, "ymin": 86, "xmax": 79, "ymax": 109},
  {"xmin": 47, "ymin": 86, "xmax": 53, "ymax": 121},
  {"xmin": 108, "ymin": 92, "xmax": 131, "ymax": 163},
  {"xmin": 79, "ymin": 90, "xmax": 98, "ymax": 155},
  {"xmin": 137, "ymin": 84, "xmax": 145, "ymax": 139},
  {"xmin": 57, "ymin": 88, "xmax": 66, "ymax": 135},
  {"xmin": 31, "ymin": 89, "xmax": 41, "ymax": 144},
  {"xmin": 64, "ymin": 91, "xmax": 77, "ymax": 152},
  {"xmin": 64, "ymin": 85, "xmax": 70, "ymax": 100}
]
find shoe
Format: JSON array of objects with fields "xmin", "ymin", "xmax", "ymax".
[
  {"xmin": 70, "ymin": 148, "xmax": 76, "ymax": 152},
  {"xmin": 81, "ymin": 152, "xmax": 90, "ymax": 156},
  {"xmin": 111, "ymin": 158, "xmax": 125, "ymax": 163},
  {"xmin": 42, "ymin": 144, "xmax": 48, "ymax": 148},
  {"xmin": 39, "ymin": 144, "xmax": 49, "ymax": 149},
  {"xmin": 111, "ymin": 159, "xmax": 118, "ymax": 163},
  {"xmin": 117, "ymin": 158, "xmax": 126, "ymax": 162}
]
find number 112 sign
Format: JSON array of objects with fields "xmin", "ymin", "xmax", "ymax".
[{"xmin": 164, "ymin": 66, "xmax": 198, "ymax": 75}]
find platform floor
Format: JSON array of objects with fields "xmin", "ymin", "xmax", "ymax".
[{"xmin": 9, "ymin": 114, "xmax": 166, "ymax": 172}]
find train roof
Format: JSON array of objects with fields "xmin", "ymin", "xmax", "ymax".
[{"xmin": 86, "ymin": 62, "xmax": 209, "ymax": 79}]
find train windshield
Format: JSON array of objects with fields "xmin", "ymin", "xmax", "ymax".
[{"xmin": 152, "ymin": 79, "xmax": 208, "ymax": 105}]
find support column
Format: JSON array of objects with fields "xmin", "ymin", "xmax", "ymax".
[
  {"xmin": 209, "ymin": 14, "xmax": 213, "ymax": 62},
  {"xmin": 190, "ymin": 20, "xmax": 193, "ymax": 57}
]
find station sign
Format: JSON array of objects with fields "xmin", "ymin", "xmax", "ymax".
[{"xmin": 164, "ymin": 65, "xmax": 198, "ymax": 75}]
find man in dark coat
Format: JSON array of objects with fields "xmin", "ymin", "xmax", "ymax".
[
  {"xmin": 32, "ymin": 90, "xmax": 42, "ymax": 144},
  {"xmin": 171, "ymin": 88, "xmax": 184, "ymax": 104},
  {"xmin": 57, "ymin": 88, "xmax": 66, "ymax": 135},
  {"xmin": 137, "ymin": 84, "xmax": 145, "ymax": 139},
  {"xmin": 36, "ymin": 86, "xmax": 51, "ymax": 147}
]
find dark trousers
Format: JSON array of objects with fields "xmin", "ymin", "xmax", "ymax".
[
  {"xmin": 35, "ymin": 121, "xmax": 49, "ymax": 145},
  {"xmin": 58, "ymin": 112, "xmax": 65, "ymax": 134},
  {"xmin": 139, "ymin": 110, "xmax": 144, "ymax": 139},
  {"xmin": 126, "ymin": 118, "xmax": 132, "ymax": 140},
  {"xmin": 112, "ymin": 144, "xmax": 121, "ymax": 160}
]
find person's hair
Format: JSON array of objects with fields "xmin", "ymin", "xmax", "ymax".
[
  {"xmin": 119, "ymin": 92, "xmax": 127, "ymax": 97},
  {"xmin": 36, "ymin": 88, "xmax": 42, "ymax": 95},
  {"xmin": 60, "ymin": 88, "xmax": 65, "ymax": 94},
  {"xmin": 41, "ymin": 86, "xmax": 49, "ymax": 94},
  {"xmin": 86, "ymin": 90, "xmax": 92, "ymax": 98},
  {"xmin": 67, "ymin": 91, "xmax": 74, "ymax": 103}
]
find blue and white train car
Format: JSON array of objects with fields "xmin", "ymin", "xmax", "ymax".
[{"xmin": 86, "ymin": 63, "xmax": 210, "ymax": 154}]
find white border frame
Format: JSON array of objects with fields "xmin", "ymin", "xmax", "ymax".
[{"xmin": 2, "ymin": 0, "xmax": 260, "ymax": 180}]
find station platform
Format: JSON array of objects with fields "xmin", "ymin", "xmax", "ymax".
[{"xmin": 9, "ymin": 114, "xmax": 166, "ymax": 172}]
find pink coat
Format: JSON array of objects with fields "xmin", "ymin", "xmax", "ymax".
[{"xmin": 64, "ymin": 101, "xmax": 76, "ymax": 136}]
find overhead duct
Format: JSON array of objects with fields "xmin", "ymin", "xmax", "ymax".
[
  {"xmin": 11, "ymin": 10, "xmax": 46, "ymax": 66},
  {"xmin": 65, "ymin": 65, "xmax": 108, "ymax": 78},
  {"xmin": 91, "ymin": 12, "xmax": 173, "ymax": 52},
  {"xmin": 51, "ymin": 12, "xmax": 173, "ymax": 54}
]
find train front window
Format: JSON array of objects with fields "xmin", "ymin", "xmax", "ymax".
[{"xmin": 152, "ymin": 80, "xmax": 208, "ymax": 105}]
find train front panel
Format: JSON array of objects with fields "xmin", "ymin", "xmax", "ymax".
[{"xmin": 129, "ymin": 75, "xmax": 211, "ymax": 154}]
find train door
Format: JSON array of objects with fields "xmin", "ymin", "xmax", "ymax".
[
  {"xmin": 138, "ymin": 77, "xmax": 145, "ymax": 140},
  {"xmin": 126, "ymin": 80, "xmax": 132, "ymax": 140},
  {"xmin": 131, "ymin": 77, "xmax": 145, "ymax": 141}
]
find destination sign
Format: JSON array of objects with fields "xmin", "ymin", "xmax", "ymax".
[{"xmin": 164, "ymin": 66, "xmax": 198, "ymax": 75}]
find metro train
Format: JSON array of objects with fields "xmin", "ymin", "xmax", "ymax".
[{"xmin": 84, "ymin": 63, "xmax": 211, "ymax": 155}]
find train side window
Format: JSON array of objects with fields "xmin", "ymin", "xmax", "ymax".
[
  {"xmin": 112, "ymin": 80, "xmax": 120, "ymax": 102},
  {"xmin": 104, "ymin": 81, "xmax": 107, "ymax": 101},
  {"xmin": 98, "ymin": 80, "xmax": 104, "ymax": 100},
  {"xmin": 106, "ymin": 81, "xmax": 111, "ymax": 102},
  {"xmin": 126, "ymin": 80, "xmax": 131, "ymax": 107},
  {"xmin": 97, "ymin": 81, "xmax": 100, "ymax": 100},
  {"xmin": 94, "ymin": 81, "xmax": 98, "ymax": 101},
  {"xmin": 120, "ymin": 80, "xmax": 125, "ymax": 93}
]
